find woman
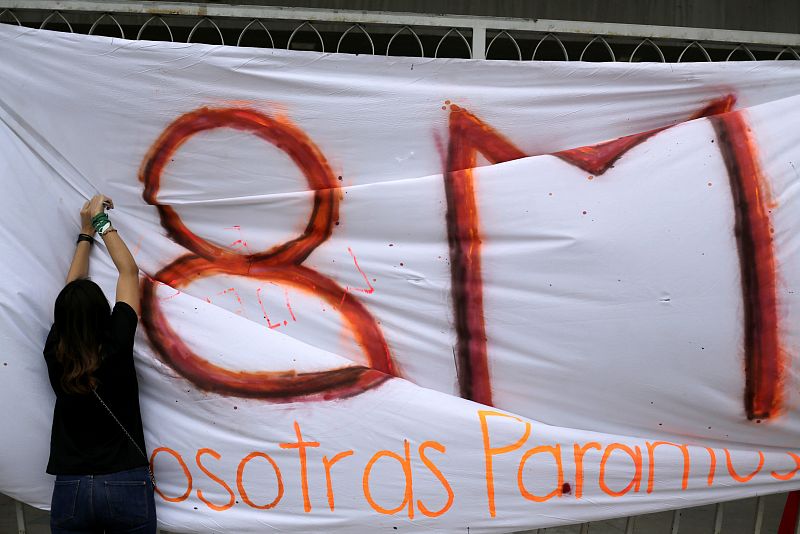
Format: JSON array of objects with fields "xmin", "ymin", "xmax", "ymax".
[{"xmin": 43, "ymin": 194, "xmax": 156, "ymax": 533}]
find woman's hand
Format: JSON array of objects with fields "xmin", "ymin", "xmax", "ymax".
[
  {"xmin": 79, "ymin": 201, "xmax": 95, "ymax": 236},
  {"xmin": 87, "ymin": 194, "xmax": 113, "ymax": 218}
]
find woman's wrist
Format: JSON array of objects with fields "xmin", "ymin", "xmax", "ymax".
[
  {"xmin": 81, "ymin": 226, "xmax": 96, "ymax": 236},
  {"xmin": 91, "ymin": 212, "xmax": 113, "ymax": 235}
]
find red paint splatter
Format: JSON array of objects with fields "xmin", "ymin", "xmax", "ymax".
[
  {"xmin": 140, "ymin": 107, "xmax": 395, "ymax": 402},
  {"xmin": 256, "ymin": 286, "xmax": 282, "ymax": 329},
  {"xmin": 283, "ymin": 286, "xmax": 297, "ymax": 322},
  {"xmin": 217, "ymin": 287, "xmax": 246, "ymax": 316},
  {"xmin": 225, "ymin": 225, "xmax": 250, "ymax": 252},
  {"xmin": 157, "ymin": 281, "xmax": 182, "ymax": 302},
  {"xmin": 338, "ymin": 248, "xmax": 375, "ymax": 308},
  {"xmin": 346, "ymin": 247, "xmax": 375, "ymax": 295}
]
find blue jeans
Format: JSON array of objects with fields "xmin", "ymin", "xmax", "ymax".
[{"xmin": 50, "ymin": 466, "xmax": 157, "ymax": 533}]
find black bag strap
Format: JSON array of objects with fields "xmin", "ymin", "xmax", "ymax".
[{"xmin": 92, "ymin": 389, "xmax": 156, "ymax": 486}]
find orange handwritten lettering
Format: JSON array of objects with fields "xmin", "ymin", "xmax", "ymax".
[
  {"xmin": 236, "ymin": 452, "xmax": 284, "ymax": 509},
  {"xmin": 323, "ymin": 450, "xmax": 354, "ymax": 511},
  {"xmin": 517, "ymin": 445, "xmax": 564, "ymax": 502},
  {"xmin": 478, "ymin": 410, "xmax": 531, "ymax": 516},
  {"xmin": 646, "ymin": 441, "xmax": 691, "ymax": 493},
  {"xmin": 599, "ymin": 443, "xmax": 642, "ymax": 497},
  {"xmin": 417, "ymin": 441, "xmax": 454, "ymax": 518},
  {"xmin": 704, "ymin": 447, "xmax": 717, "ymax": 487},
  {"xmin": 150, "ymin": 447, "xmax": 192, "ymax": 502},
  {"xmin": 195, "ymin": 448, "xmax": 235, "ymax": 511},
  {"xmin": 362, "ymin": 440, "xmax": 414, "ymax": 518},
  {"xmin": 280, "ymin": 421, "xmax": 320, "ymax": 512},
  {"xmin": 573, "ymin": 442, "xmax": 602, "ymax": 499},
  {"xmin": 724, "ymin": 448, "xmax": 765, "ymax": 483},
  {"xmin": 770, "ymin": 452, "xmax": 800, "ymax": 481}
]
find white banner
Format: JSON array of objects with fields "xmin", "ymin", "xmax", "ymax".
[{"xmin": 1, "ymin": 24, "xmax": 799, "ymax": 532}]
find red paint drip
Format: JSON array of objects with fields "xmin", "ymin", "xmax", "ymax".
[
  {"xmin": 346, "ymin": 247, "xmax": 375, "ymax": 294},
  {"xmin": 256, "ymin": 286, "xmax": 282, "ymax": 329},
  {"xmin": 217, "ymin": 287, "xmax": 245, "ymax": 316},
  {"xmin": 711, "ymin": 111, "xmax": 782, "ymax": 420},
  {"xmin": 283, "ymin": 286, "xmax": 297, "ymax": 322}
]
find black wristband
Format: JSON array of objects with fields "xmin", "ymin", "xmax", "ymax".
[{"xmin": 77, "ymin": 233, "xmax": 95, "ymax": 245}]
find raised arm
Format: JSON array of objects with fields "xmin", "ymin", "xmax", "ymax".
[
  {"xmin": 88, "ymin": 195, "xmax": 141, "ymax": 315},
  {"xmin": 65, "ymin": 201, "xmax": 96, "ymax": 284}
]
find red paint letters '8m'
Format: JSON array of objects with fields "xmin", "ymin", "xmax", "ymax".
[{"xmin": 139, "ymin": 97, "xmax": 782, "ymax": 421}]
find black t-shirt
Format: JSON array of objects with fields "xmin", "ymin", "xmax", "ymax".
[{"xmin": 43, "ymin": 301, "xmax": 148, "ymax": 475}]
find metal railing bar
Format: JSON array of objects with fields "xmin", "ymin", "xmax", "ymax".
[
  {"xmin": 286, "ymin": 20, "xmax": 324, "ymax": 52},
  {"xmin": 677, "ymin": 41, "xmax": 712, "ymax": 62},
  {"xmin": 532, "ymin": 32, "xmax": 569, "ymax": 60},
  {"xmin": 434, "ymin": 27, "xmax": 471, "ymax": 58},
  {"xmin": 670, "ymin": 508, "xmax": 681, "ymax": 534},
  {"xmin": 753, "ymin": 496, "xmax": 764, "ymax": 534},
  {"xmin": 4, "ymin": 493, "xmax": 797, "ymax": 533},
  {"xmin": 580, "ymin": 35, "xmax": 615, "ymax": 61},
  {"xmin": 630, "ymin": 37, "xmax": 665, "ymax": 62},
  {"xmin": 5, "ymin": 1, "xmax": 800, "ymax": 47},
  {"xmin": 336, "ymin": 23, "xmax": 374, "ymax": 54},
  {"xmin": 15, "ymin": 499, "xmax": 25, "ymax": 534},
  {"xmin": 39, "ymin": 10, "xmax": 72, "ymax": 32},
  {"xmin": 136, "ymin": 15, "xmax": 173, "ymax": 42},
  {"xmin": 775, "ymin": 47, "xmax": 800, "ymax": 60},
  {"xmin": 386, "ymin": 25, "xmax": 424, "ymax": 57},
  {"xmin": 726, "ymin": 43, "xmax": 756, "ymax": 61},
  {"xmin": 471, "ymin": 24, "xmax": 485, "ymax": 59},
  {"xmin": 0, "ymin": 8, "xmax": 20, "ymax": 24},
  {"xmin": 486, "ymin": 30, "xmax": 522, "ymax": 60},
  {"xmin": 88, "ymin": 12, "xmax": 124, "ymax": 38},
  {"xmin": 187, "ymin": 16, "xmax": 224, "ymax": 44},
  {"xmin": 713, "ymin": 502, "xmax": 724, "ymax": 534},
  {"xmin": 236, "ymin": 19, "xmax": 274, "ymax": 48}
]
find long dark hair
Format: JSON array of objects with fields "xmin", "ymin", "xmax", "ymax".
[{"xmin": 53, "ymin": 279, "xmax": 111, "ymax": 394}]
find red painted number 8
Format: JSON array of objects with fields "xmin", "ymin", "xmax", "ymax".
[{"xmin": 140, "ymin": 108, "xmax": 394, "ymax": 401}]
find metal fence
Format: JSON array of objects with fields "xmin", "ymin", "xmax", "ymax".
[
  {"xmin": 3, "ymin": 490, "xmax": 797, "ymax": 534},
  {"xmin": 1, "ymin": 1, "xmax": 799, "ymax": 533},
  {"xmin": 1, "ymin": 1, "xmax": 800, "ymax": 61}
]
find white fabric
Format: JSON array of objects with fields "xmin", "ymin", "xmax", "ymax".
[{"xmin": 1, "ymin": 24, "xmax": 799, "ymax": 532}]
